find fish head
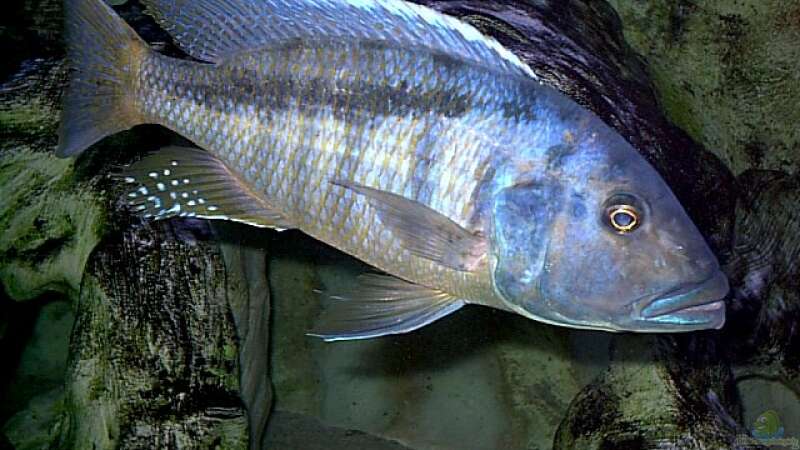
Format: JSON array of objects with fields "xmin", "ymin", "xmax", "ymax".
[{"xmin": 489, "ymin": 118, "xmax": 727, "ymax": 332}]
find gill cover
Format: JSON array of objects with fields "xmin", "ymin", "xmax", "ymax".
[{"xmin": 491, "ymin": 183, "xmax": 559, "ymax": 311}]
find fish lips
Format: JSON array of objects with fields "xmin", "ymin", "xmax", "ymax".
[{"xmin": 634, "ymin": 271, "xmax": 729, "ymax": 330}]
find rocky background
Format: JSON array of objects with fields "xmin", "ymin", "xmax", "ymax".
[{"xmin": 1, "ymin": 0, "xmax": 797, "ymax": 449}]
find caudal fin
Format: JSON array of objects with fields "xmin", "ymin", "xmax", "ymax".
[{"xmin": 57, "ymin": 0, "xmax": 148, "ymax": 157}]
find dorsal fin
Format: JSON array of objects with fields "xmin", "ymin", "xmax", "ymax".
[{"xmin": 141, "ymin": 0, "xmax": 535, "ymax": 78}]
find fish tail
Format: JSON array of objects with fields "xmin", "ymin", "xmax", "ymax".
[{"xmin": 57, "ymin": 0, "xmax": 148, "ymax": 157}]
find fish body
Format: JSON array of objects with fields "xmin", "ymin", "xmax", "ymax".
[
  {"xmin": 58, "ymin": 0, "xmax": 729, "ymax": 340},
  {"xmin": 134, "ymin": 41, "xmax": 537, "ymax": 303}
]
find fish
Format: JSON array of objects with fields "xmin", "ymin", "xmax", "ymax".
[{"xmin": 57, "ymin": 0, "xmax": 729, "ymax": 341}]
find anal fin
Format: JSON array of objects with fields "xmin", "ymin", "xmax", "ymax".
[
  {"xmin": 119, "ymin": 146, "xmax": 293, "ymax": 230},
  {"xmin": 309, "ymin": 273, "xmax": 465, "ymax": 341}
]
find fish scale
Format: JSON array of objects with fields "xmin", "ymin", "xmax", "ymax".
[{"xmin": 133, "ymin": 40, "xmax": 537, "ymax": 301}]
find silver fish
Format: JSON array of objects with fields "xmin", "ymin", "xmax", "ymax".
[{"xmin": 58, "ymin": 0, "xmax": 728, "ymax": 340}]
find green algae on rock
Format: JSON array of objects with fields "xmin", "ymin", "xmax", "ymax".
[
  {"xmin": 607, "ymin": 0, "xmax": 800, "ymax": 175},
  {"xmin": 57, "ymin": 223, "xmax": 251, "ymax": 450},
  {"xmin": 553, "ymin": 335, "xmax": 745, "ymax": 449},
  {"xmin": 0, "ymin": 57, "xmax": 105, "ymax": 302},
  {"xmin": 0, "ymin": 150, "xmax": 104, "ymax": 301}
]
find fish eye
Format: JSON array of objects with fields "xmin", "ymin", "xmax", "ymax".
[
  {"xmin": 607, "ymin": 205, "xmax": 639, "ymax": 233},
  {"xmin": 603, "ymin": 194, "xmax": 643, "ymax": 234}
]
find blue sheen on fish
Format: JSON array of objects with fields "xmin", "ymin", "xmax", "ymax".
[{"xmin": 58, "ymin": 0, "xmax": 728, "ymax": 340}]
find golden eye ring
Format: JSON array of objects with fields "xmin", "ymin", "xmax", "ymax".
[{"xmin": 607, "ymin": 205, "xmax": 640, "ymax": 233}]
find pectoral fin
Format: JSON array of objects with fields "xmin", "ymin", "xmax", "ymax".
[
  {"xmin": 309, "ymin": 273, "xmax": 465, "ymax": 341},
  {"xmin": 118, "ymin": 146, "xmax": 293, "ymax": 230},
  {"xmin": 335, "ymin": 181, "xmax": 487, "ymax": 272}
]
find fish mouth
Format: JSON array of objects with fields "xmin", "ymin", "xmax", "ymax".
[{"xmin": 635, "ymin": 271, "xmax": 729, "ymax": 329}]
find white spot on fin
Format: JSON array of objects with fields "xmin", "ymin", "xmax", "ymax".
[{"xmin": 117, "ymin": 146, "xmax": 294, "ymax": 230}]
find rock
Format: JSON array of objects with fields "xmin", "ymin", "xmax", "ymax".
[
  {"xmin": 0, "ymin": 0, "xmax": 62, "ymax": 80},
  {"xmin": 216, "ymin": 224, "xmax": 274, "ymax": 450},
  {"xmin": 607, "ymin": 0, "xmax": 800, "ymax": 176},
  {"xmin": 738, "ymin": 378, "xmax": 800, "ymax": 442},
  {"xmin": 0, "ymin": 300, "xmax": 72, "ymax": 450},
  {"xmin": 0, "ymin": 57, "xmax": 105, "ymax": 302},
  {"xmin": 0, "ymin": 148, "xmax": 104, "ymax": 302},
  {"xmin": 723, "ymin": 171, "xmax": 800, "ymax": 438},
  {"xmin": 264, "ymin": 410, "xmax": 415, "ymax": 450},
  {"xmin": 552, "ymin": 335, "xmax": 755, "ymax": 449},
  {"xmin": 1, "ymin": 300, "xmax": 72, "ymax": 421},
  {"xmin": 55, "ymin": 221, "xmax": 250, "ymax": 450},
  {"xmin": 2, "ymin": 388, "xmax": 65, "ymax": 450},
  {"xmin": 490, "ymin": 323, "xmax": 612, "ymax": 449},
  {"xmin": 267, "ymin": 240, "xmax": 325, "ymax": 417}
]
